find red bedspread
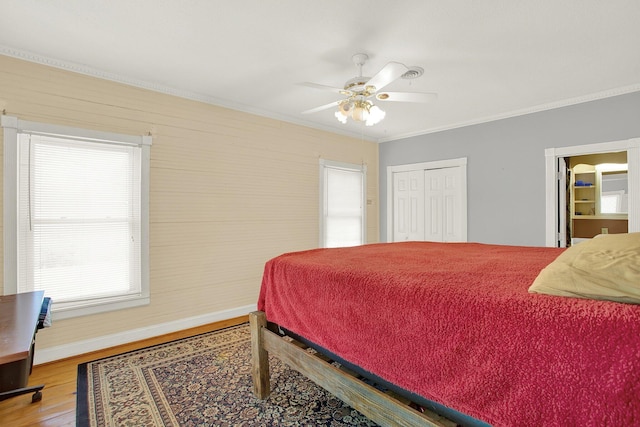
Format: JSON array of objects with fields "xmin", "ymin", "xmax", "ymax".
[{"xmin": 258, "ymin": 241, "xmax": 640, "ymax": 426}]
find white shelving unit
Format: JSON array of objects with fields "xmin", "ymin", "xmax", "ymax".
[{"xmin": 571, "ymin": 165, "xmax": 596, "ymax": 218}]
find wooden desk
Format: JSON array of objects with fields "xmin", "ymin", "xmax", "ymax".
[{"xmin": 0, "ymin": 291, "xmax": 45, "ymax": 402}]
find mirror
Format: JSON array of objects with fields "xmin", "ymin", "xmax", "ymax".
[{"xmin": 598, "ymin": 165, "xmax": 628, "ymax": 214}]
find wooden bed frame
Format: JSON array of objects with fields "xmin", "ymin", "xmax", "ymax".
[{"xmin": 249, "ymin": 311, "xmax": 456, "ymax": 427}]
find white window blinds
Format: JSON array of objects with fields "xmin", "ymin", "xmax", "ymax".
[
  {"xmin": 320, "ymin": 160, "xmax": 366, "ymax": 248},
  {"xmin": 17, "ymin": 132, "xmax": 142, "ymax": 309}
]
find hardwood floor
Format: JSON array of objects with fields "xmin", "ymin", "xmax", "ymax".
[{"xmin": 0, "ymin": 315, "xmax": 248, "ymax": 427}]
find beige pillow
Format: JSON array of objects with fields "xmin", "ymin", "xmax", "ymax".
[{"xmin": 529, "ymin": 233, "xmax": 640, "ymax": 304}]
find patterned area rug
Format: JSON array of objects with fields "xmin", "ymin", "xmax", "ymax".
[{"xmin": 76, "ymin": 323, "xmax": 377, "ymax": 426}]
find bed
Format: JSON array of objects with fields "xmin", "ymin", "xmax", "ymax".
[{"xmin": 251, "ymin": 238, "xmax": 640, "ymax": 426}]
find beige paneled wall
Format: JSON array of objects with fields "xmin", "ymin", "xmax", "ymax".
[{"xmin": 0, "ymin": 55, "xmax": 378, "ymax": 353}]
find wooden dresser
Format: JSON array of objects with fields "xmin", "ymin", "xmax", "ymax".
[{"xmin": 0, "ymin": 291, "xmax": 45, "ymax": 402}]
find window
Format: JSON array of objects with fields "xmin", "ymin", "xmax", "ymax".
[
  {"xmin": 319, "ymin": 159, "xmax": 366, "ymax": 248},
  {"xmin": 2, "ymin": 116, "xmax": 151, "ymax": 319}
]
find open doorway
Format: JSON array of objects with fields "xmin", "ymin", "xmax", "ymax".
[
  {"xmin": 544, "ymin": 138, "xmax": 640, "ymax": 247},
  {"xmin": 564, "ymin": 152, "xmax": 628, "ymax": 247}
]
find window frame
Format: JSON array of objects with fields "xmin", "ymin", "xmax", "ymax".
[
  {"xmin": 319, "ymin": 159, "xmax": 367, "ymax": 248},
  {"xmin": 2, "ymin": 115, "xmax": 151, "ymax": 319}
]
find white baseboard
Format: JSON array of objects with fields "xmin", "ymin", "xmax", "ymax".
[{"xmin": 34, "ymin": 304, "xmax": 256, "ymax": 365}]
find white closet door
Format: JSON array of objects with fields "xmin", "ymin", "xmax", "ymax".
[
  {"xmin": 387, "ymin": 158, "xmax": 467, "ymax": 244},
  {"xmin": 425, "ymin": 167, "xmax": 463, "ymax": 242},
  {"xmin": 392, "ymin": 170, "xmax": 425, "ymax": 241}
]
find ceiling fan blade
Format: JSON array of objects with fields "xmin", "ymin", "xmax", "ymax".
[
  {"xmin": 375, "ymin": 91, "xmax": 438, "ymax": 103},
  {"xmin": 302, "ymin": 100, "xmax": 341, "ymax": 114},
  {"xmin": 299, "ymin": 82, "xmax": 351, "ymax": 96},
  {"xmin": 365, "ymin": 62, "xmax": 409, "ymax": 92}
]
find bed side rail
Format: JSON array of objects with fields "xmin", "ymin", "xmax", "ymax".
[{"xmin": 249, "ymin": 311, "xmax": 452, "ymax": 427}]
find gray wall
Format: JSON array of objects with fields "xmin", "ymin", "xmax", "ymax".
[{"xmin": 379, "ymin": 91, "xmax": 640, "ymax": 246}]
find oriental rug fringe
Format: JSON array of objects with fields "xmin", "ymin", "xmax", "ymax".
[{"xmin": 76, "ymin": 323, "xmax": 376, "ymax": 426}]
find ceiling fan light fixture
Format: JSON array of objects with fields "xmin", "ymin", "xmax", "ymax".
[
  {"xmin": 334, "ymin": 111, "xmax": 348, "ymax": 124},
  {"xmin": 338, "ymin": 100, "xmax": 353, "ymax": 116},
  {"xmin": 366, "ymin": 104, "xmax": 385, "ymax": 126},
  {"xmin": 351, "ymin": 100, "xmax": 369, "ymax": 122},
  {"xmin": 334, "ymin": 99, "xmax": 385, "ymax": 125}
]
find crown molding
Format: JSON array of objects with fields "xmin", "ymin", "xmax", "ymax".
[
  {"xmin": 2, "ymin": 45, "xmax": 638, "ymax": 145},
  {"xmin": 0, "ymin": 44, "xmax": 215, "ymax": 104},
  {"xmin": 378, "ymin": 83, "xmax": 640, "ymax": 143},
  {"xmin": 0, "ymin": 45, "xmax": 376, "ymax": 142}
]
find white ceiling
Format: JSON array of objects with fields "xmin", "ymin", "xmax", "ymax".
[{"xmin": 1, "ymin": 1, "xmax": 639, "ymax": 142}]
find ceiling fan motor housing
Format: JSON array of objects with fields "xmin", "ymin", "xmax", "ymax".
[
  {"xmin": 347, "ymin": 53, "xmax": 374, "ymax": 94},
  {"xmin": 344, "ymin": 76, "xmax": 372, "ymax": 93}
]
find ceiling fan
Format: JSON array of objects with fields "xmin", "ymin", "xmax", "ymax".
[{"xmin": 301, "ymin": 53, "xmax": 437, "ymax": 126}]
